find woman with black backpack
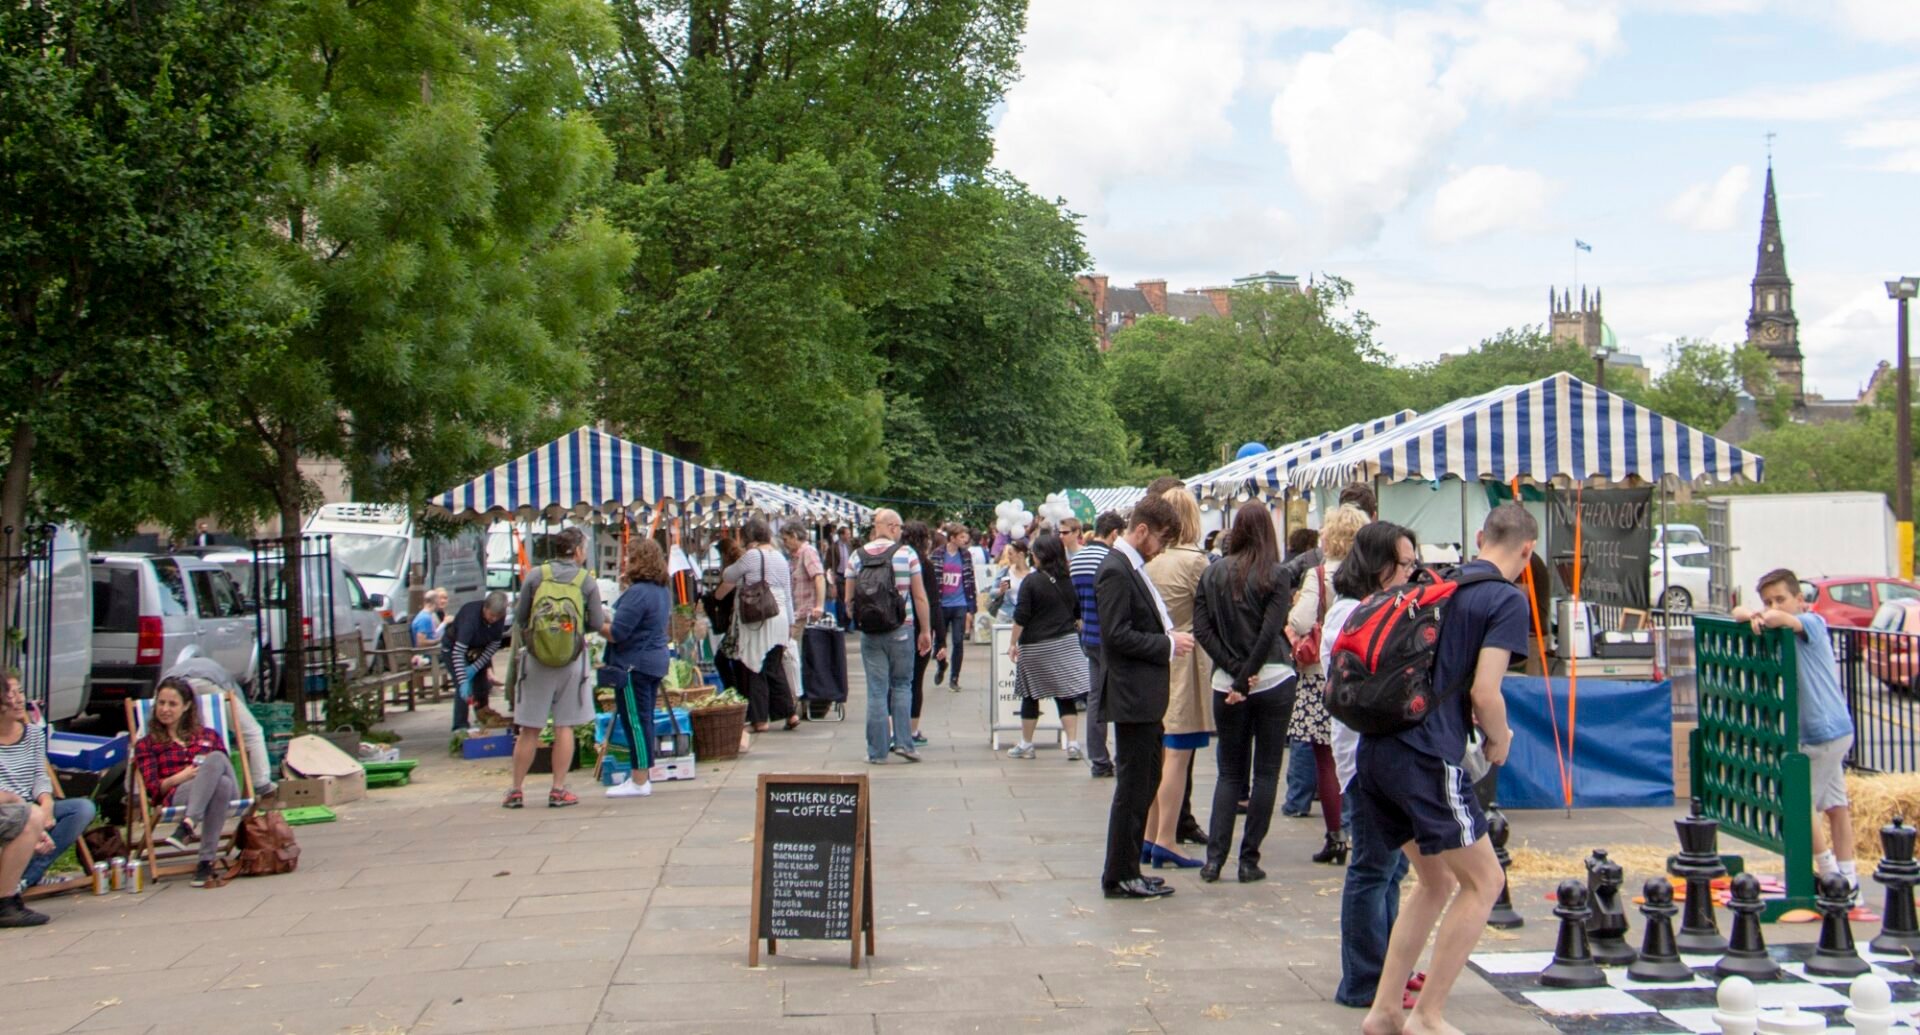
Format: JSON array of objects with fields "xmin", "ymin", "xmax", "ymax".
[{"xmin": 1191, "ymin": 502, "xmax": 1297, "ymax": 884}]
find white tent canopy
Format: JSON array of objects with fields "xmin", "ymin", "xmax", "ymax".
[{"xmin": 1186, "ymin": 410, "xmax": 1419, "ymax": 501}]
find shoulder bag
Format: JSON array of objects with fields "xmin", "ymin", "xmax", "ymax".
[{"xmin": 737, "ymin": 549, "xmax": 781, "ymax": 624}]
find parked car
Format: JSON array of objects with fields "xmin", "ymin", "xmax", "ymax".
[
  {"xmin": 88, "ymin": 553, "xmax": 257, "ymax": 715},
  {"xmin": 198, "ymin": 550, "xmax": 386, "ymax": 655},
  {"xmin": 1802, "ymin": 576, "xmax": 1920, "ymax": 629},
  {"xmin": 1650, "ymin": 546, "xmax": 1712, "ymax": 613},
  {"xmin": 1653, "ymin": 523, "xmax": 1707, "ymax": 550}
]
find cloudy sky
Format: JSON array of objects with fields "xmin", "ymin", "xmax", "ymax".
[{"xmin": 991, "ymin": 0, "xmax": 1918, "ymax": 398}]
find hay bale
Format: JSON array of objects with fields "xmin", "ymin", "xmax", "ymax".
[
  {"xmin": 1504, "ymin": 843, "xmax": 1676, "ymax": 886},
  {"xmin": 1847, "ymin": 771, "xmax": 1920, "ymax": 865}
]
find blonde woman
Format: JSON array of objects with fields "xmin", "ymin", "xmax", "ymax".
[
  {"xmin": 1140, "ymin": 487, "xmax": 1214, "ymax": 868},
  {"xmin": 1287, "ymin": 504, "xmax": 1370, "ymax": 865}
]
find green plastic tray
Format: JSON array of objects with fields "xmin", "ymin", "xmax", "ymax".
[
  {"xmin": 361, "ymin": 759, "xmax": 418, "ymax": 775},
  {"xmin": 281, "ymin": 806, "xmax": 336, "ymax": 825},
  {"xmin": 365, "ymin": 770, "xmax": 410, "ymax": 788}
]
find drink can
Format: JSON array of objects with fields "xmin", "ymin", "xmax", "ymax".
[
  {"xmin": 92, "ymin": 861, "xmax": 109, "ymax": 896},
  {"xmin": 128, "ymin": 857, "xmax": 145, "ymax": 893},
  {"xmin": 110, "ymin": 856, "xmax": 127, "ymax": 891}
]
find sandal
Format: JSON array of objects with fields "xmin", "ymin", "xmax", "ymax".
[
  {"xmin": 784, "ymin": 716, "xmax": 801, "ymax": 730},
  {"xmin": 548, "ymin": 786, "xmax": 579, "ymax": 808},
  {"xmin": 501, "ymin": 788, "xmax": 524, "ymax": 809}
]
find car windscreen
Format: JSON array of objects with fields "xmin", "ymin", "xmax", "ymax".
[
  {"xmin": 91, "ymin": 566, "xmax": 142, "ymax": 632},
  {"xmin": 324, "ymin": 533, "xmax": 409, "ymax": 581}
]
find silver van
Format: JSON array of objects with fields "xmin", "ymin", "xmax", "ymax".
[
  {"xmin": 88, "ymin": 554, "xmax": 257, "ymax": 715},
  {"xmin": 7, "ymin": 524, "xmax": 93, "ymax": 722}
]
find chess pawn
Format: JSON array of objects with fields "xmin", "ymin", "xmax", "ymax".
[
  {"xmin": 1585, "ymin": 848, "xmax": 1637, "ymax": 966},
  {"xmin": 1870, "ymin": 816, "xmax": 1920, "ymax": 957},
  {"xmin": 1487, "ymin": 803, "xmax": 1524, "ymax": 929},
  {"xmin": 1754, "ymin": 1002, "xmax": 1828, "ymax": 1033},
  {"xmin": 1712, "ymin": 975, "xmax": 1760, "ymax": 1035},
  {"xmin": 1717, "ymin": 873, "xmax": 1782, "ymax": 982},
  {"xmin": 1806, "ymin": 873, "xmax": 1870, "ymax": 978},
  {"xmin": 1628, "ymin": 878, "xmax": 1695, "ymax": 983},
  {"xmin": 1845, "ymin": 974, "xmax": 1896, "ymax": 1035},
  {"xmin": 1541, "ymin": 879, "xmax": 1607, "ymax": 988}
]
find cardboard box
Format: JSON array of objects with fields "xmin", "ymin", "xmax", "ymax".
[
  {"xmin": 279, "ymin": 769, "xmax": 366, "ymax": 807},
  {"xmin": 649, "ymin": 753, "xmax": 696, "ymax": 782}
]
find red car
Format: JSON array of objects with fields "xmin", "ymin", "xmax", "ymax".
[{"xmin": 1802, "ymin": 576, "xmax": 1920, "ymax": 628}]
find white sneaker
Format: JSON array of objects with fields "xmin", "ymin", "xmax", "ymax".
[
  {"xmin": 606, "ymin": 777, "xmax": 653, "ymax": 798},
  {"xmin": 1066, "ymin": 742, "xmax": 1083, "ymax": 761},
  {"xmin": 1007, "ymin": 743, "xmax": 1036, "ymax": 759}
]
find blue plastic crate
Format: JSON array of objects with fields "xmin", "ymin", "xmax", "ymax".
[
  {"xmin": 48, "ymin": 732, "xmax": 130, "ymax": 772},
  {"xmin": 460, "ymin": 732, "xmax": 513, "ymax": 759},
  {"xmin": 606, "ymin": 708, "xmax": 689, "ymax": 749},
  {"xmin": 600, "ymin": 760, "xmax": 633, "ymax": 786}
]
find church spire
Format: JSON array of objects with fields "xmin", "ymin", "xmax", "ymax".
[
  {"xmin": 1753, "ymin": 163, "xmax": 1789, "ymax": 283},
  {"xmin": 1745, "ymin": 158, "xmax": 1803, "ymax": 406}
]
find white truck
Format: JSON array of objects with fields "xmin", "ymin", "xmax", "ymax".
[
  {"xmin": 1705, "ymin": 492, "xmax": 1898, "ymax": 612},
  {"xmin": 303, "ymin": 503, "xmax": 485, "ymax": 621}
]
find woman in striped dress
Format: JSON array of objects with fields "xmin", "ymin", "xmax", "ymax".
[{"xmin": 1005, "ymin": 532, "xmax": 1087, "ymax": 760}]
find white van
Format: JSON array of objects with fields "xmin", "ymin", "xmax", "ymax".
[
  {"xmin": 8, "ymin": 524, "xmax": 92, "ymax": 722},
  {"xmin": 304, "ymin": 503, "xmax": 485, "ymax": 621}
]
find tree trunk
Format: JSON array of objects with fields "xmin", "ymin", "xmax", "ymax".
[
  {"xmin": 276, "ymin": 445, "xmax": 308, "ymax": 728},
  {"xmin": 0, "ymin": 421, "xmax": 37, "ymax": 645}
]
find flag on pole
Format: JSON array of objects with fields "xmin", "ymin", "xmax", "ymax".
[{"xmin": 1574, "ymin": 239, "xmax": 1593, "ymax": 252}]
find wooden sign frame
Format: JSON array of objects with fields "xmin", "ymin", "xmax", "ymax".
[{"xmin": 748, "ymin": 772, "xmax": 875, "ymax": 969}]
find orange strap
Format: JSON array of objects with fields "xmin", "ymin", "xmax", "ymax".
[{"xmin": 1561, "ymin": 483, "xmax": 1585, "ymax": 809}]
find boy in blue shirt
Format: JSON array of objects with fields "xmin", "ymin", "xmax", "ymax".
[{"xmin": 1734, "ymin": 568, "xmax": 1859, "ymax": 894}]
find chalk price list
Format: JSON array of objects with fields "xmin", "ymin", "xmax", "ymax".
[{"xmin": 766, "ymin": 841, "xmax": 854, "ymax": 940}]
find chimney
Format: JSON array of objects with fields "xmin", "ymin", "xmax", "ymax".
[
  {"xmin": 1136, "ymin": 279, "xmax": 1167, "ymax": 315},
  {"xmin": 1203, "ymin": 287, "xmax": 1231, "ymax": 317}
]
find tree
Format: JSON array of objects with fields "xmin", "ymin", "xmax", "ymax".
[
  {"xmin": 1638, "ymin": 338, "xmax": 1788, "ymax": 433},
  {"xmin": 0, "ymin": 0, "xmax": 285, "ymax": 541},
  {"xmin": 1402, "ymin": 327, "xmax": 1592, "ymax": 410},
  {"xmin": 191, "ymin": 0, "xmax": 635, "ymax": 697},
  {"xmin": 586, "ymin": 1, "xmax": 1029, "ymax": 488}
]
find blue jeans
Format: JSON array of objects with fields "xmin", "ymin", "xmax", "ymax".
[
  {"xmin": 1282, "ymin": 737, "xmax": 1317, "ymax": 815},
  {"xmin": 938, "ymin": 607, "xmax": 969, "ymax": 683},
  {"xmin": 861, "ymin": 625, "xmax": 917, "ymax": 761},
  {"xmin": 1336, "ymin": 802, "xmax": 1411, "ymax": 1007},
  {"xmin": 24, "ymin": 797, "xmax": 97, "ymax": 887}
]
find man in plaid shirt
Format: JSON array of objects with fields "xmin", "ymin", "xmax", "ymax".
[{"xmin": 1071, "ymin": 511, "xmax": 1126, "ymax": 777}]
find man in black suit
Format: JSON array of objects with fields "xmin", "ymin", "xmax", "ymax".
[{"xmin": 1094, "ymin": 494, "xmax": 1195, "ymax": 899}]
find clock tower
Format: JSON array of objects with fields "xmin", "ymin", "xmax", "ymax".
[{"xmin": 1746, "ymin": 162, "xmax": 1804, "ymax": 405}]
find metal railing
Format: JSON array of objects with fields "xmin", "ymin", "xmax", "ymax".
[
  {"xmin": 1832, "ymin": 623, "xmax": 1920, "ymax": 774},
  {"xmin": 249, "ymin": 535, "xmax": 339, "ymax": 722},
  {"xmin": 0, "ymin": 524, "xmax": 56, "ymax": 711}
]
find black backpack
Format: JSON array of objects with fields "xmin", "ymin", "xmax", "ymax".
[
  {"xmin": 850, "ymin": 543, "xmax": 907, "ymax": 634},
  {"xmin": 1324, "ymin": 566, "xmax": 1508, "ymax": 736}
]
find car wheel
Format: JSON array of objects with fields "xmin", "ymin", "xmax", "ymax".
[{"xmin": 1661, "ymin": 587, "xmax": 1693, "ymax": 612}]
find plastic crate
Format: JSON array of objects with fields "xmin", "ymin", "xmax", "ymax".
[{"xmin": 280, "ymin": 806, "xmax": 337, "ymax": 825}]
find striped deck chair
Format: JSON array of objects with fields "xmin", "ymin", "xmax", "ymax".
[{"xmin": 125, "ymin": 691, "xmax": 255, "ymax": 881}]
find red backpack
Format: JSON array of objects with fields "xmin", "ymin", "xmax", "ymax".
[{"xmin": 1324, "ymin": 566, "xmax": 1507, "ymax": 736}]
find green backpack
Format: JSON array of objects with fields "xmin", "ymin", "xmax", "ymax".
[{"xmin": 528, "ymin": 562, "xmax": 588, "ymax": 667}]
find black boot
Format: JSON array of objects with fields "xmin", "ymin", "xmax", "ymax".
[
  {"xmin": 1238, "ymin": 857, "xmax": 1267, "ymax": 883},
  {"xmin": 0, "ymin": 894, "xmax": 49, "ymax": 927},
  {"xmin": 1199, "ymin": 856, "xmax": 1223, "ymax": 883},
  {"xmin": 1312, "ymin": 832, "xmax": 1349, "ymax": 865}
]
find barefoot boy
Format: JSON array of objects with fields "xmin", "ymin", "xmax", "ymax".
[{"xmin": 1733, "ymin": 568, "xmax": 1859, "ymax": 895}]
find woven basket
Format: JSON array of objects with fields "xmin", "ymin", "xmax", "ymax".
[
  {"xmin": 689, "ymin": 701, "xmax": 747, "ymax": 761},
  {"xmin": 662, "ymin": 686, "xmax": 709, "ymax": 710}
]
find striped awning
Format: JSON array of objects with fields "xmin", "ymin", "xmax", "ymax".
[
  {"xmin": 1286, "ymin": 373, "xmax": 1765, "ymax": 490},
  {"xmin": 1187, "ymin": 410, "xmax": 1419, "ymax": 500},
  {"xmin": 1063, "ymin": 487, "xmax": 1148, "ymax": 516},
  {"xmin": 429, "ymin": 427, "xmax": 754, "ymax": 520}
]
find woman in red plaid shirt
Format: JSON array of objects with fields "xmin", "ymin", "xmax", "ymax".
[{"xmin": 133, "ymin": 677, "xmax": 238, "ymax": 886}]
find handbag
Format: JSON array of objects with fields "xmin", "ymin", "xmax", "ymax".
[
  {"xmin": 1292, "ymin": 566, "xmax": 1329, "ymax": 668},
  {"xmin": 737, "ymin": 550, "xmax": 781, "ymax": 624}
]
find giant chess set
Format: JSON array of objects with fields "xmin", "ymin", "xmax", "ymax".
[{"xmin": 1466, "ymin": 804, "xmax": 1920, "ymax": 1033}]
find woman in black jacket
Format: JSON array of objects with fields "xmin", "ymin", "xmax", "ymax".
[{"xmin": 1192, "ymin": 501, "xmax": 1298, "ymax": 884}]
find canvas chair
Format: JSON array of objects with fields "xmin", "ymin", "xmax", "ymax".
[
  {"xmin": 20, "ymin": 762, "xmax": 97, "ymax": 900},
  {"xmin": 125, "ymin": 691, "xmax": 255, "ymax": 881}
]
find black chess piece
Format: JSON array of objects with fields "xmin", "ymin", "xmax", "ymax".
[
  {"xmin": 1715, "ymin": 872, "xmax": 1782, "ymax": 981},
  {"xmin": 1585, "ymin": 848, "xmax": 1637, "ymax": 966},
  {"xmin": 1871, "ymin": 815, "xmax": 1920, "ymax": 957},
  {"xmin": 1672, "ymin": 799, "xmax": 1729, "ymax": 954},
  {"xmin": 1542, "ymin": 879, "xmax": 1607, "ymax": 988},
  {"xmin": 1487, "ymin": 802, "xmax": 1524, "ymax": 929},
  {"xmin": 1807, "ymin": 872, "xmax": 1871, "ymax": 977},
  {"xmin": 1627, "ymin": 878, "xmax": 1695, "ymax": 983}
]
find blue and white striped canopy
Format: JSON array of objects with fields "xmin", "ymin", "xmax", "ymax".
[
  {"xmin": 1286, "ymin": 373, "xmax": 1765, "ymax": 490},
  {"xmin": 430, "ymin": 427, "xmax": 754, "ymax": 519},
  {"xmin": 1063, "ymin": 487, "xmax": 1147, "ymax": 516},
  {"xmin": 1187, "ymin": 410, "xmax": 1419, "ymax": 500}
]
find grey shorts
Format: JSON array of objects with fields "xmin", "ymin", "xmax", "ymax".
[
  {"xmin": 0, "ymin": 802, "xmax": 28, "ymax": 844},
  {"xmin": 1804, "ymin": 734, "xmax": 1854, "ymax": 812},
  {"xmin": 514, "ymin": 656, "xmax": 596, "ymax": 730}
]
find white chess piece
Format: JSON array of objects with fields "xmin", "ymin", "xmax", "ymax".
[
  {"xmin": 1715, "ymin": 976, "xmax": 1760, "ymax": 1035},
  {"xmin": 1846, "ymin": 974, "xmax": 1895, "ymax": 1035},
  {"xmin": 1756, "ymin": 1002, "xmax": 1827, "ymax": 1034}
]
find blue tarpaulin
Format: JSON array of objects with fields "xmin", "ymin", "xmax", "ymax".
[{"xmin": 1495, "ymin": 676, "xmax": 1674, "ymax": 809}]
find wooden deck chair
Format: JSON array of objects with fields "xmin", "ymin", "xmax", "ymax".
[
  {"xmin": 124, "ymin": 691, "xmax": 255, "ymax": 881},
  {"xmin": 21, "ymin": 762, "xmax": 97, "ymax": 900}
]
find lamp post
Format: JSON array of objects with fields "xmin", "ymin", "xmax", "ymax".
[
  {"xmin": 1889, "ymin": 277, "xmax": 1917, "ymax": 580},
  {"xmin": 1591, "ymin": 343, "xmax": 1611, "ymax": 390}
]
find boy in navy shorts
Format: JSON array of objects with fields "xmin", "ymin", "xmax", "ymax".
[{"xmin": 1357, "ymin": 504, "xmax": 1534, "ymax": 1035}]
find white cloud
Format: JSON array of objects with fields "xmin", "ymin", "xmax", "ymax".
[
  {"xmin": 1427, "ymin": 165, "xmax": 1558, "ymax": 243},
  {"xmin": 1846, "ymin": 119, "xmax": 1920, "ymax": 172},
  {"xmin": 1096, "ymin": 206, "xmax": 1303, "ymax": 285},
  {"xmin": 1837, "ymin": 0, "xmax": 1920, "ymax": 45},
  {"xmin": 1270, "ymin": 0, "xmax": 1619, "ymax": 245},
  {"xmin": 1630, "ymin": 65, "xmax": 1920, "ymax": 121},
  {"xmin": 1664, "ymin": 165, "xmax": 1753, "ymax": 232}
]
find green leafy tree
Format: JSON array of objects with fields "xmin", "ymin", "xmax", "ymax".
[
  {"xmin": 1401, "ymin": 327, "xmax": 1593, "ymax": 410},
  {"xmin": 1638, "ymin": 338, "xmax": 1788, "ymax": 433},
  {"xmin": 0, "ymin": 0, "xmax": 285, "ymax": 541}
]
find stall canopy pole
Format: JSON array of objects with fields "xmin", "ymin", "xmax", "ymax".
[
  {"xmin": 1563, "ymin": 482, "xmax": 1587, "ymax": 815},
  {"xmin": 1459, "ymin": 478, "xmax": 1471, "ymax": 560},
  {"xmin": 1513, "ymin": 477, "xmax": 1569, "ymax": 813}
]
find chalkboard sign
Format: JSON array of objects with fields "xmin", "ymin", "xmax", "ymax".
[
  {"xmin": 1547, "ymin": 487, "xmax": 1653, "ymax": 610},
  {"xmin": 749, "ymin": 773, "xmax": 874, "ymax": 967}
]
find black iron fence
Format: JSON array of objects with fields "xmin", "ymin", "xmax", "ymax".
[
  {"xmin": 0, "ymin": 524, "xmax": 56, "ymax": 711},
  {"xmin": 249, "ymin": 535, "xmax": 339, "ymax": 722},
  {"xmin": 1832, "ymin": 624, "xmax": 1920, "ymax": 774}
]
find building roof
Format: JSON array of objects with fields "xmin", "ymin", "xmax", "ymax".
[{"xmin": 1753, "ymin": 165, "xmax": 1790, "ymax": 285}]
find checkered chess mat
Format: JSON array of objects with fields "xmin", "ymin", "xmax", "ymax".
[{"xmin": 1467, "ymin": 943, "xmax": 1920, "ymax": 1033}]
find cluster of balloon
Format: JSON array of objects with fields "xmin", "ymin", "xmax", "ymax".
[
  {"xmin": 994, "ymin": 499, "xmax": 1034, "ymax": 540},
  {"xmin": 1036, "ymin": 493, "xmax": 1077, "ymax": 528}
]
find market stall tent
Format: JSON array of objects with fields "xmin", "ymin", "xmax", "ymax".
[
  {"xmin": 428, "ymin": 426, "xmax": 754, "ymax": 521},
  {"xmin": 1061, "ymin": 487, "xmax": 1147, "ymax": 518},
  {"xmin": 1186, "ymin": 409, "xmax": 1419, "ymax": 501}
]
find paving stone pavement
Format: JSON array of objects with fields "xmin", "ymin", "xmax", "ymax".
[{"xmin": 6, "ymin": 642, "xmax": 1740, "ymax": 1034}]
